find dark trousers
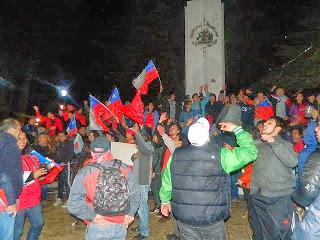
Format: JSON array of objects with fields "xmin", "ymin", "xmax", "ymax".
[
  {"xmin": 251, "ymin": 191, "xmax": 293, "ymax": 240},
  {"xmin": 57, "ymin": 168, "xmax": 70, "ymax": 199},
  {"xmin": 177, "ymin": 220, "xmax": 226, "ymax": 240},
  {"xmin": 243, "ymin": 188, "xmax": 262, "ymax": 240},
  {"xmin": 150, "ymin": 174, "xmax": 161, "ymax": 208}
]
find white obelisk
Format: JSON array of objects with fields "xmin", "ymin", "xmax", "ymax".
[{"xmin": 185, "ymin": 0, "xmax": 225, "ymax": 97}]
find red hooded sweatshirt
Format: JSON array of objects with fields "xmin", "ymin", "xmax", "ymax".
[{"xmin": 17, "ymin": 155, "xmax": 41, "ymax": 210}]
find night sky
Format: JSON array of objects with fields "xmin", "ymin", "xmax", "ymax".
[{"xmin": 0, "ymin": 0, "xmax": 317, "ymax": 114}]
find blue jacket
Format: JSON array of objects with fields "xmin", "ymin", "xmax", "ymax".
[
  {"xmin": 0, "ymin": 132, "xmax": 23, "ymax": 206},
  {"xmin": 297, "ymin": 120, "xmax": 318, "ymax": 177},
  {"xmin": 192, "ymin": 95, "xmax": 210, "ymax": 116},
  {"xmin": 292, "ymin": 151, "xmax": 320, "ymax": 240}
]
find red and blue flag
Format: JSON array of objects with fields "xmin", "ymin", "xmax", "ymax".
[
  {"xmin": 73, "ymin": 133, "xmax": 84, "ymax": 154},
  {"xmin": 89, "ymin": 95, "xmax": 112, "ymax": 131},
  {"xmin": 132, "ymin": 60, "xmax": 159, "ymax": 95},
  {"xmin": 66, "ymin": 116, "xmax": 78, "ymax": 137},
  {"xmin": 107, "ymin": 87, "xmax": 123, "ymax": 122}
]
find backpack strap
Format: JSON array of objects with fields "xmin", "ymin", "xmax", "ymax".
[
  {"xmin": 112, "ymin": 159, "xmax": 123, "ymax": 169},
  {"xmin": 90, "ymin": 160, "xmax": 123, "ymax": 171},
  {"xmin": 89, "ymin": 162, "xmax": 105, "ymax": 172}
]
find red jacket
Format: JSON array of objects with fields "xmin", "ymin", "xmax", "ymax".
[
  {"xmin": 238, "ymin": 163, "xmax": 254, "ymax": 189},
  {"xmin": 36, "ymin": 112, "xmax": 63, "ymax": 136},
  {"xmin": 17, "ymin": 155, "xmax": 41, "ymax": 210},
  {"xmin": 293, "ymin": 140, "xmax": 305, "ymax": 153},
  {"xmin": 76, "ymin": 112, "xmax": 87, "ymax": 126},
  {"xmin": 63, "ymin": 111, "xmax": 87, "ymax": 127}
]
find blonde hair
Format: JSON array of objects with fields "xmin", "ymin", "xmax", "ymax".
[{"xmin": 35, "ymin": 134, "xmax": 56, "ymax": 153}]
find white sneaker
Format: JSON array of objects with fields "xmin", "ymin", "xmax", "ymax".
[
  {"xmin": 61, "ymin": 202, "xmax": 68, "ymax": 208},
  {"xmin": 71, "ymin": 220, "xmax": 78, "ymax": 227},
  {"xmin": 53, "ymin": 198, "xmax": 62, "ymax": 206}
]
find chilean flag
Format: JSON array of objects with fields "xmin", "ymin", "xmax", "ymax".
[
  {"xmin": 122, "ymin": 91, "xmax": 144, "ymax": 124},
  {"xmin": 66, "ymin": 116, "xmax": 78, "ymax": 137},
  {"xmin": 73, "ymin": 133, "xmax": 84, "ymax": 154},
  {"xmin": 132, "ymin": 60, "xmax": 159, "ymax": 95},
  {"xmin": 107, "ymin": 87, "xmax": 123, "ymax": 122},
  {"xmin": 89, "ymin": 95, "xmax": 112, "ymax": 131},
  {"xmin": 30, "ymin": 150, "xmax": 56, "ymax": 167}
]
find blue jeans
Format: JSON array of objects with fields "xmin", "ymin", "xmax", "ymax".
[
  {"xmin": 137, "ymin": 185, "xmax": 150, "ymax": 237},
  {"xmin": 85, "ymin": 223, "xmax": 127, "ymax": 240},
  {"xmin": 230, "ymin": 171, "xmax": 241, "ymax": 200},
  {"xmin": 177, "ymin": 220, "xmax": 226, "ymax": 240},
  {"xmin": 14, "ymin": 204, "xmax": 44, "ymax": 240},
  {"xmin": 0, "ymin": 211, "xmax": 15, "ymax": 240}
]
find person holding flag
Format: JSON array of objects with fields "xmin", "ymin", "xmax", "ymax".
[{"xmin": 13, "ymin": 132, "xmax": 47, "ymax": 240}]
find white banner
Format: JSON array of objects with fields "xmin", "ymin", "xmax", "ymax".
[{"xmin": 111, "ymin": 142, "xmax": 137, "ymax": 166}]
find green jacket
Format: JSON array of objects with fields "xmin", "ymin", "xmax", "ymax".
[{"xmin": 159, "ymin": 126, "xmax": 258, "ymax": 204}]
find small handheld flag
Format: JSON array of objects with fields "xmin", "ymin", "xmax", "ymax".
[
  {"xmin": 73, "ymin": 133, "xmax": 84, "ymax": 154},
  {"xmin": 132, "ymin": 60, "xmax": 159, "ymax": 95},
  {"xmin": 66, "ymin": 116, "xmax": 78, "ymax": 137},
  {"xmin": 89, "ymin": 95, "xmax": 112, "ymax": 131},
  {"xmin": 107, "ymin": 87, "xmax": 123, "ymax": 122},
  {"xmin": 30, "ymin": 150, "xmax": 55, "ymax": 168}
]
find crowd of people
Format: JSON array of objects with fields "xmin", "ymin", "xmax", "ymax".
[{"xmin": 0, "ymin": 83, "xmax": 320, "ymax": 240}]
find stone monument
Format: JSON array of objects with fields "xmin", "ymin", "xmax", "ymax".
[{"xmin": 185, "ymin": 0, "xmax": 225, "ymax": 96}]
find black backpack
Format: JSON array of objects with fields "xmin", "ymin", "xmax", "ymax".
[{"xmin": 90, "ymin": 160, "xmax": 130, "ymax": 216}]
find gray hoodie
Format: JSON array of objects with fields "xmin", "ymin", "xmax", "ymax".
[
  {"xmin": 250, "ymin": 136, "xmax": 297, "ymax": 197},
  {"xmin": 134, "ymin": 132, "xmax": 154, "ymax": 185}
]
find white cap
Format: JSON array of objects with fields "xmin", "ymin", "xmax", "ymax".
[{"xmin": 188, "ymin": 117, "xmax": 210, "ymax": 146}]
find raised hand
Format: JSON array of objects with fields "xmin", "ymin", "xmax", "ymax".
[
  {"xmin": 204, "ymin": 84, "xmax": 209, "ymax": 93},
  {"xmin": 159, "ymin": 82, "xmax": 164, "ymax": 93},
  {"xmin": 33, "ymin": 106, "xmax": 39, "ymax": 112},
  {"xmin": 157, "ymin": 125, "xmax": 166, "ymax": 136},
  {"xmin": 159, "ymin": 112, "xmax": 168, "ymax": 123},
  {"xmin": 219, "ymin": 122, "xmax": 238, "ymax": 132},
  {"xmin": 222, "ymin": 85, "xmax": 227, "ymax": 91},
  {"xmin": 132, "ymin": 123, "xmax": 140, "ymax": 134}
]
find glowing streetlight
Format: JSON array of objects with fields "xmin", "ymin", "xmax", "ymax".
[{"xmin": 60, "ymin": 89, "xmax": 68, "ymax": 97}]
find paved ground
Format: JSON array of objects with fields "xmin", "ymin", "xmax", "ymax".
[{"xmin": 22, "ymin": 198, "xmax": 252, "ymax": 240}]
